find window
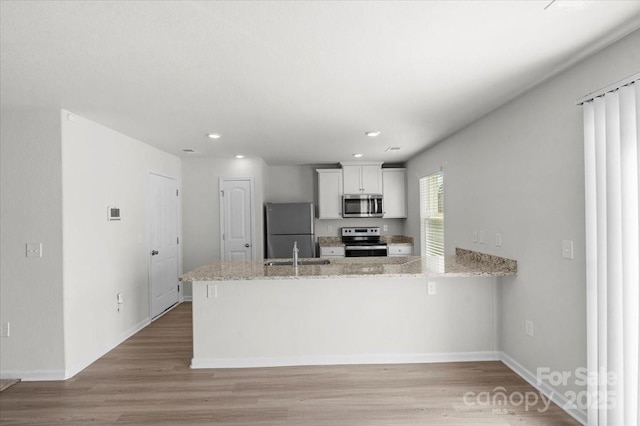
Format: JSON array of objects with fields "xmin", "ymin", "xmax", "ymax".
[{"xmin": 419, "ymin": 170, "xmax": 444, "ymax": 272}]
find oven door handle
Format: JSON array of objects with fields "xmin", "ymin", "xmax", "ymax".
[{"xmin": 345, "ymin": 246, "xmax": 388, "ymax": 250}]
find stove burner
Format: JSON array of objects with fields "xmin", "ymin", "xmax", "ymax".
[{"xmin": 341, "ymin": 227, "xmax": 387, "ymax": 257}]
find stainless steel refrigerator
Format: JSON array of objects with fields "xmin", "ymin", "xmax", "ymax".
[{"xmin": 265, "ymin": 202, "xmax": 316, "ymax": 259}]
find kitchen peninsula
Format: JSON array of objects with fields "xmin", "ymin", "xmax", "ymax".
[{"xmin": 182, "ymin": 249, "xmax": 516, "ymax": 369}]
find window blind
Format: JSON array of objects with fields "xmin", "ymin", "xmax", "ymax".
[
  {"xmin": 419, "ymin": 171, "xmax": 444, "ymax": 272},
  {"xmin": 583, "ymin": 78, "xmax": 639, "ymax": 426}
]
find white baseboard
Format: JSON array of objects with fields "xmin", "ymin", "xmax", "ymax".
[
  {"xmin": 182, "ymin": 296, "xmax": 192, "ymax": 302},
  {"xmin": 63, "ymin": 316, "xmax": 151, "ymax": 380},
  {"xmin": 191, "ymin": 351, "xmax": 500, "ymax": 369},
  {"xmin": 498, "ymin": 351, "xmax": 587, "ymax": 425},
  {"xmin": 0, "ymin": 370, "xmax": 67, "ymax": 381},
  {"xmin": 1, "ymin": 317, "xmax": 152, "ymax": 382}
]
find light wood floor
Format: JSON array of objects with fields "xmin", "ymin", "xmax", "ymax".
[{"xmin": 0, "ymin": 303, "xmax": 579, "ymax": 425}]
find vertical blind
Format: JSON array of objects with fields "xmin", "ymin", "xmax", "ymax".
[
  {"xmin": 419, "ymin": 170, "xmax": 444, "ymax": 272},
  {"xmin": 582, "ymin": 75, "xmax": 639, "ymax": 426}
]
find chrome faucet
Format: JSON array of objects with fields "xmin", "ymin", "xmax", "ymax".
[{"xmin": 292, "ymin": 241, "xmax": 299, "ymax": 267}]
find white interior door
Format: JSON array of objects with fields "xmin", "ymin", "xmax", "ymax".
[
  {"xmin": 149, "ymin": 173, "xmax": 179, "ymax": 319},
  {"xmin": 220, "ymin": 178, "xmax": 254, "ymax": 260}
]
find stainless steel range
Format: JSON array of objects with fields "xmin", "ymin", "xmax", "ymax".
[{"xmin": 341, "ymin": 227, "xmax": 388, "ymax": 257}]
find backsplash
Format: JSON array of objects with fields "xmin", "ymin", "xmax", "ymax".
[{"xmin": 314, "ymin": 218, "xmax": 405, "ymax": 237}]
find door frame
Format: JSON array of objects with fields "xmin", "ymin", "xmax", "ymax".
[
  {"xmin": 148, "ymin": 171, "xmax": 182, "ymax": 321},
  {"xmin": 219, "ymin": 177, "xmax": 256, "ymax": 260}
]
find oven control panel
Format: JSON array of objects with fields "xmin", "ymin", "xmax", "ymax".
[{"xmin": 341, "ymin": 227, "xmax": 380, "ymax": 236}]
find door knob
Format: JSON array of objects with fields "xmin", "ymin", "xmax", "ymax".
[
  {"xmin": 151, "ymin": 250, "xmax": 159, "ymax": 255},
  {"xmin": 245, "ymin": 243, "xmax": 250, "ymax": 247}
]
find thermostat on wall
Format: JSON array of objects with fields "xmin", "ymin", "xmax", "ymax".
[{"xmin": 108, "ymin": 206, "xmax": 121, "ymax": 221}]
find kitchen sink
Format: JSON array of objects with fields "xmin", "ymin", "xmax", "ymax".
[{"xmin": 264, "ymin": 259, "xmax": 331, "ymax": 266}]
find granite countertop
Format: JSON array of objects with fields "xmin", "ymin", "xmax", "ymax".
[{"xmin": 180, "ymin": 248, "xmax": 517, "ymax": 282}]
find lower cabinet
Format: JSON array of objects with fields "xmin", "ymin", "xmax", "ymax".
[
  {"xmin": 387, "ymin": 244, "xmax": 413, "ymax": 257},
  {"xmin": 319, "ymin": 246, "xmax": 345, "ymax": 257}
]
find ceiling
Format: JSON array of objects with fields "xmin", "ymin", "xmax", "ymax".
[{"xmin": 2, "ymin": 1, "xmax": 639, "ymax": 165}]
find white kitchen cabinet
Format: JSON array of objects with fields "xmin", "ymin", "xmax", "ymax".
[
  {"xmin": 316, "ymin": 169, "xmax": 343, "ymax": 219},
  {"xmin": 319, "ymin": 246, "xmax": 345, "ymax": 257},
  {"xmin": 341, "ymin": 162, "xmax": 383, "ymax": 194},
  {"xmin": 382, "ymin": 168, "xmax": 407, "ymax": 218},
  {"xmin": 387, "ymin": 244, "xmax": 413, "ymax": 257}
]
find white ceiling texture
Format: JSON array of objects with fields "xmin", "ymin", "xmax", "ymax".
[{"xmin": 2, "ymin": 1, "xmax": 640, "ymax": 165}]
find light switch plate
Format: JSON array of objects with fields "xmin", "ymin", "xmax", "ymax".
[
  {"xmin": 525, "ymin": 320, "xmax": 534, "ymax": 337},
  {"xmin": 427, "ymin": 281, "xmax": 436, "ymax": 295},
  {"xmin": 495, "ymin": 233, "xmax": 502, "ymax": 247},
  {"xmin": 562, "ymin": 240, "xmax": 574, "ymax": 260}
]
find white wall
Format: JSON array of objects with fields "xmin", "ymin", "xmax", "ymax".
[
  {"xmin": 405, "ymin": 29, "xmax": 640, "ymax": 401},
  {"xmin": 181, "ymin": 157, "xmax": 266, "ymax": 296},
  {"xmin": 61, "ymin": 110, "xmax": 181, "ymax": 377},
  {"xmin": 0, "ymin": 108, "xmax": 66, "ymax": 379}
]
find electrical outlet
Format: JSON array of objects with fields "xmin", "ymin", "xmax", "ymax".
[
  {"xmin": 427, "ymin": 281, "xmax": 437, "ymax": 295},
  {"xmin": 26, "ymin": 242, "xmax": 42, "ymax": 258},
  {"xmin": 478, "ymin": 231, "xmax": 485, "ymax": 244},
  {"xmin": 207, "ymin": 284, "xmax": 217, "ymax": 298},
  {"xmin": 525, "ymin": 320, "xmax": 534, "ymax": 337},
  {"xmin": 328, "ymin": 225, "xmax": 333, "ymax": 233},
  {"xmin": 116, "ymin": 293, "xmax": 124, "ymax": 312},
  {"xmin": 383, "ymin": 224, "xmax": 388, "ymax": 232},
  {"xmin": 1, "ymin": 322, "xmax": 10, "ymax": 337}
]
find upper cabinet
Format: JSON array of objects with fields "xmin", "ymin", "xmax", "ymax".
[
  {"xmin": 382, "ymin": 168, "xmax": 407, "ymax": 218},
  {"xmin": 317, "ymin": 164, "xmax": 407, "ymax": 219},
  {"xmin": 316, "ymin": 169, "xmax": 343, "ymax": 219},
  {"xmin": 341, "ymin": 162, "xmax": 383, "ymax": 194}
]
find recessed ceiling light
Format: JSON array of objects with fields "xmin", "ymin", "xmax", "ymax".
[
  {"xmin": 207, "ymin": 133, "xmax": 221, "ymax": 139},
  {"xmin": 235, "ymin": 154, "xmax": 245, "ymax": 159},
  {"xmin": 182, "ymin": 148, "xmax": 197, "ymax": 153},
  {"xmin": 352, "ymin": 153, "xmax": 363, "ymax": 158},
  {"xmin": 365, "ymin": 131, "xmax": 381, "ymax": 138}
]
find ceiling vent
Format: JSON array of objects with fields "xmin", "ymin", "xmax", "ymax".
[
  {"xmin": 182, "ymin": 148, "xmax": 197, "ymax": 153},
  {"xmin": 385, "ymin": 146, "xmax": 401, "ymax": 152}
]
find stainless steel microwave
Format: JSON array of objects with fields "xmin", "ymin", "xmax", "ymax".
[{"xmin": 342, "ymin": 194, "xmax": 383, "ymax": 218}]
